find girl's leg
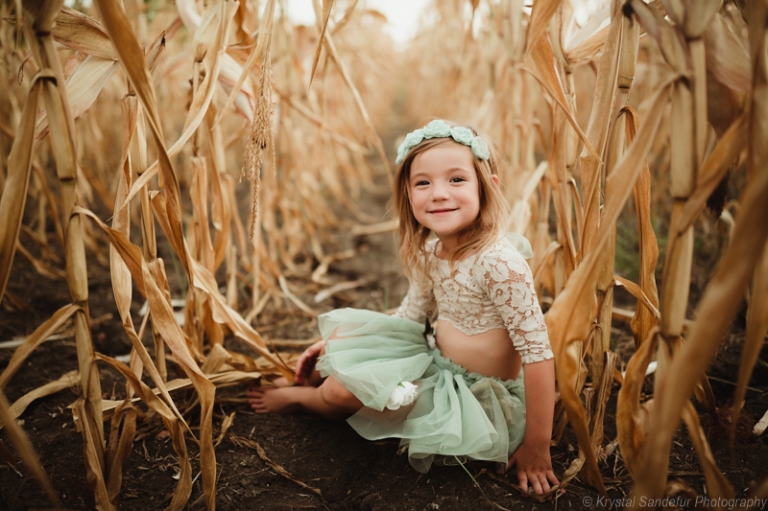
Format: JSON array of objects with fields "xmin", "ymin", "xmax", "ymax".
[
  {"xmin": 247, "ymin": 376, "xmax": 363, "ymax": 420},
  {"xmin": 248, "ymin": 327, "xmax": 362, "ymax": 416}
]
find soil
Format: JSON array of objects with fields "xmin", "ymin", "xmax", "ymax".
[{"xmin": 2, "ymin": 183, "xmax": 768, "ymax": 511}]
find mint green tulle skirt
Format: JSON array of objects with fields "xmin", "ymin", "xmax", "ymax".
[{"xmin": 315, "ymin": 308, "xmax": 526, "ymax": 473}]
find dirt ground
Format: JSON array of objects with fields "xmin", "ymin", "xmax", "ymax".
[{"xmin": 1, "ymin": 180, "xmax": 768, "ymax": 510}]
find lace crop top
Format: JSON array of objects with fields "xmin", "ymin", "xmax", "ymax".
[{"xmin": 394, "ymin": 236, "xmax": 554, "ymax": 365}]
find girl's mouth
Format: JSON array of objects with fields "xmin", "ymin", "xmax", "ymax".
[{"xmin": 429, "ymin": 208, "xmax": 456, "ymax": 214}]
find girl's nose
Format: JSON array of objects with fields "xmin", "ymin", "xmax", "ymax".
[{"xmin": 431, "ymin": 184, "xmax": 449, "ymax": 200}]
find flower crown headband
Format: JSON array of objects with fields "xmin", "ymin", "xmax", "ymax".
[{"xmin": 395, "ymin": 119, "xmax": 490, "ymax": 165}]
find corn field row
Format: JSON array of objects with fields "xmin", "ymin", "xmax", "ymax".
[{"xmin": 0, "ymin": 0, "xmax": 767, "ymax": 509}]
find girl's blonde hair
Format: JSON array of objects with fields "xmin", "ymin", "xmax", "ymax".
[{"xmin": 392, "ymin": 122, "xmax": 510, "ymax": 283}]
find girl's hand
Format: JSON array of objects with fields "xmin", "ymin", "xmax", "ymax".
[
  {"xmin": 507, "ymin": 439, "xmax": 559, "ymax": 495},
  {"xmin": 294, "ymin": 340, "xmax": 326, "ymax": 385},
  {"xmin": 514, "ymin": 358, "xmax": 557, "ymax": 494}
]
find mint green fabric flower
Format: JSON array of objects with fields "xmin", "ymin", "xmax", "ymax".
[
  {"xmin": 422, "ymin": 119, "xmax": 452, "ymax": 139},
  {"xmin": 470, "ymin": 136, "xmax": 490, "ymax": 160},
  {"xmin": 450, "ymin": 126, "xmax": 474, "ymax": 145},
  {"xmin": 403, "ymin": 129, "xmax": 425, "ymax": 147},
  {"xmin": 396, "ymin": 143, "xmax": 408, "ymax": 164},
  {"xmin": 396, "ymin": 130, "xmax": 425, "ymax": 164}
]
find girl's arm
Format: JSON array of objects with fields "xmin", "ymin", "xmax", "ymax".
[
  {"xmin": 479, "ymin": 242, "xmax": 558, "ymax": 492},
  {"xmin": 508, "ymin": 357, "xmax": 559, "ymax": 494},
  {"xmin": 392, "ymin": 280, "xmax": 435, "ymax": 322}
]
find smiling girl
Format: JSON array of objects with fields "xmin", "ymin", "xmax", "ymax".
[{"xmin": 248, "ymin": 120, "xmax": 559, "ymax": 494}]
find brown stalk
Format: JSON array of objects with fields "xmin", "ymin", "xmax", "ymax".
[
  {"xmin": 549, "ymin": 108, "xmax": 577, "ymax": 292},
  {"xmin": 578, "ymin": 2, "xmax": 624, "ymax": 259},
  {"xmin": 525, "ymin": 34, "xmax": 599, "ymax": 161},
  {"xmin": 144, "ymin": 193, "xmax": 291, "ymax": 374},
  {"xmin": 312, "ymin": 0, "xmax": 392, "ymax": 183},
  {"xmin": 526, "ymin": 0, "xmax": 564, "ymax": 59},
  {"xmin": 593, "ymin": 6, "xmax": 640, "ymax": 387},
  {"xmin": 120, "ymin": 4, "xmax": 237, "ymax": 212},
  {"xmin": 141, "ymin": 259, "xmax": 217, "ymax": 510},
  {"xmin": 617, "ymin": 328, "xmax": 658, "ymax": 480},
  {"xmin": 628, "ymin": 0, "xmax": 689, "ymax": 76},
  {"xmin": 105, "ymin": 402, "xmax": 137, "ymax": 507},
  {"xmin": 94, "ymin": 354, "xmax": 193, "ymax": 510},
  {"xmin": 309, "ymin": 0, "xmax": 334, "ymax": 88},
  {"xmin": 620, "ymin": 107, "xmax": 660, "ymax": 349},
  {"xmin": 681, "ymin": 402, "xmax": 734, "ymax": 504},
  {"xmin": 633, "ymin": 3, "xmax": 768, "ymax": 499},
  {"xmin": 132, "ymin": 107, "xmax": 168, "ymax": 382},
  {"xmin": 190, "ymin": 157, "xmax": 215, "ymax": 271},
  {"xmin": 76, "ymin": 206, "xmax": 191, "ymax": 431},
  {"xmin": 72, "ymin": 396, "xmax": 112, "ymax": 511},
  {"xmin": 670, "ymin": 116, "xmax": 747, "ymax": 236},
  {"xmin": 22, "ymin": 3, "xmax": 110, "ymax": 506},
  {"xmin": 0, "ymin": 74, "xmax": 40, "ymax": 303},
  {"xmin": 660, "ymin": 201, "xmax": 694, "ymax": 340},
  {"xmin": 203, "ymin": 107, "xmax": 232, "ymax": 271},
  {"xmin": 731, "ymin": 242, "xmax": 768, "ymax": 437},
  {"xmin": 546, "ymin": 77, "xmax": 674, "ymax": 493},
  {"xmin": 105, "ymin": 94, "xmax": 176, "ymax": 502},
  {"xmin": 632, "ymin": 0, "xmax": 698, "ymax": 355},
  {"xmin": 586, "ymin": 350, "xmax": 616, "ymax": 470},
  {"xmin": 95, "ymin": 0, "xmax": 191, "ymax": 281}
]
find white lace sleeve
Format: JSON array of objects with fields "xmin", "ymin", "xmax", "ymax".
[
  {"xmin": 478, "ymin": 247, "xmax": 554, "ymax": 364},
  {"xmin": 393, "ymin": 281, "xmax": 436, "ymax": 324}
]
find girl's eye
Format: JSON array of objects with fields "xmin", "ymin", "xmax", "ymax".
[
  {"xmin": 414, "ymin": 180, "xmax": 429, "ymax": 186},
  {"xmin": 450, "ymin": 176, "xmax": 465, "ymax": 183}
]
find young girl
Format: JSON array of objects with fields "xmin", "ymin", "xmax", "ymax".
[{"xmin": 248, "ymin": 120, "xmax": 559, "ymax": 495}]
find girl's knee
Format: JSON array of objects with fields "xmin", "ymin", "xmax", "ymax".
[{"xmin": 321, "ymin": 377, "xmax": 362, "ymax": 412}]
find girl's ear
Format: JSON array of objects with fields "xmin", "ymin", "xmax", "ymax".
[{"xmin": 491, "ymin": 174, "xmax": 500, "ymax": 186}]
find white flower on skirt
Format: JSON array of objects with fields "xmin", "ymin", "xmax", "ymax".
[
  {"xmin": 426, "ymin": 333, "xmax": 437, "ymax": 350},
  {"xmin": 386, "ymin": 381, "xmax": 418, "ymax": 410}
]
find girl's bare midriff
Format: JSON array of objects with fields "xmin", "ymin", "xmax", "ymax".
[{"xmin": 434, "ymin": 320, "xmax": 522, "ymax": 381}]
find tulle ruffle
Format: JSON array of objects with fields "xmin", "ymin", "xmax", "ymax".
[{"xmin": 316, "ymin": 308, "xmax": 526, "ymax": 473}]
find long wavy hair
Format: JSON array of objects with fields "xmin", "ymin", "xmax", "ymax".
[{"xmin": 392, "ymin": 122, "xmax": 510, "ymax": 285}]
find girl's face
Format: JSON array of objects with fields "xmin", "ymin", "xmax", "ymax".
[{"xmin": 408, "ymin": 143, "xmax": 495, "ymax": 252}]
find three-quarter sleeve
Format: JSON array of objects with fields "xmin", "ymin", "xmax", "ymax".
[
  {"xmin": 477, "ymin": 247, "xmax": 554, "ymax": 364},
  {"xmin": 393, "ymin": 281, "xmax": 436, "ymax": 324}
]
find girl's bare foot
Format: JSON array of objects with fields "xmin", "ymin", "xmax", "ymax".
[
  {"xmin": 247, "ymin": 377, "xmax": 362, "ymax": 420},
  {"xmin": 247, "ymin": 386, "xmax": 306, "ymax": 414}
]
